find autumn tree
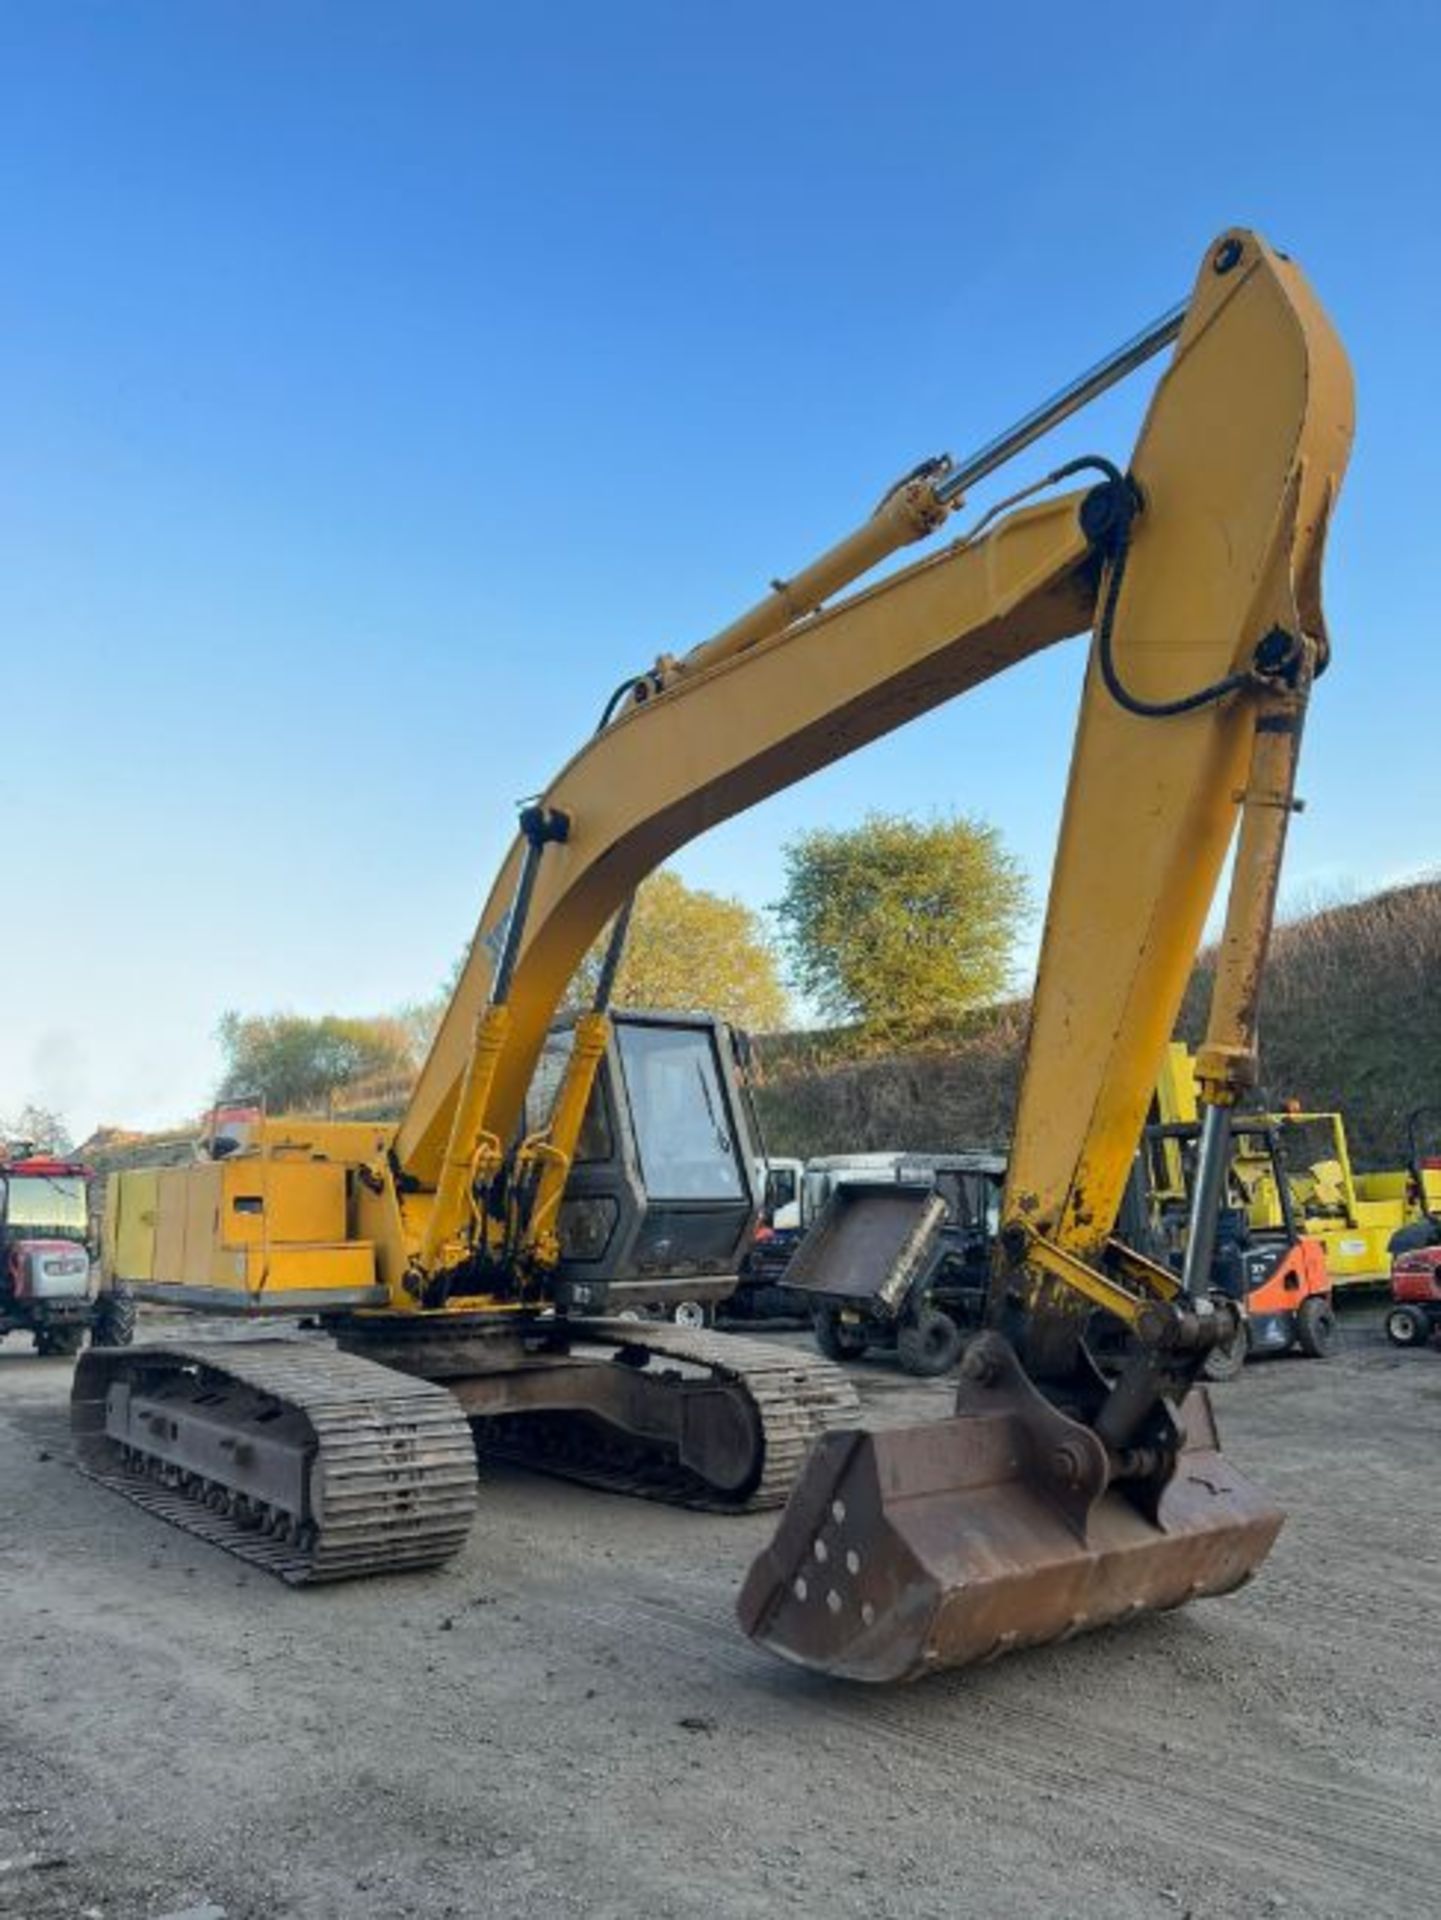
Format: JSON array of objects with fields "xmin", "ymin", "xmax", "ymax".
[
  {"xmin": 218, "ymin": 873, "xmax": 790, "ymax": 1122},
  {"xmin": 215, "ymin": 1011, "xmax": 417, "ymax": 1114},
  {"xmin": 394, "ymin": 953, "xmax": 467, "ymax": 1065},
  {"xmin": 774, "ymin": 812, "xmax": 1028, "ymax": 1035},
  {"xmin": 571, "ymin": 869, "xmax": 789, "ymax": 1031}
]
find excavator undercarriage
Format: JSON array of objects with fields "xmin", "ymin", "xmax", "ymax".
[
  {"xmin": 73, "ymin": 1338, "xmax": 478, "ymax": 1583},
  {"xmin": 73, "ymin": 1311, "xmax": 861, "ymax": 1582}
]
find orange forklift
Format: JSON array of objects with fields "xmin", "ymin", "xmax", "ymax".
[{"xmin": 1142, "ymin": 1117, "xmax": 1336, "ymax": 1380}]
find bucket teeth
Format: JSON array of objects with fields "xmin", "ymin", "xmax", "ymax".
[{"xmin": 737, "ymin": 1336, "xmax": 1283, "ymax": 1684}]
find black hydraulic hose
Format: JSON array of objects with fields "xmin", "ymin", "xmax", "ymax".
[
  {"xmin": 596, "ymin": 674, "xmax": 648, "ymax": 731},
  {"xmin": 1077, "ymin": 456, "xmax": 1253, "ymax": 720}
]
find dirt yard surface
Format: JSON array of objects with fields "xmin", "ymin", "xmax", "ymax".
[{"xmin": 2, "ymin": 1309, "xmax": 1438, "ymax": 1920}]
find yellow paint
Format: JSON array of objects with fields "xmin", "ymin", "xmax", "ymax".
[
  {"xmin": 512, "ymin": 1010, "xmax": 611, "ymax": 1275},
  {"xmin": 109, "ymin": 1168, "xmax": 159, "ymax": 1282},
  {"xmin": 106, "ymin": 1151, "xmax": 378, "ymax": 1309},
  {"xmin": 417, "ymin": 1001, "xmax": 510, "ymax": 1275},
  {"xmin": 999, "ymin": 233, "xmax": 1350, "ymax": 1333}
]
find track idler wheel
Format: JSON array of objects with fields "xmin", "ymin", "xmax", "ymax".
[{"xmin": 737, "ymin": 1332, "xmax": 1284, "ymax": 1683}]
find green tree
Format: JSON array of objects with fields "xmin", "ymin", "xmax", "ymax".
[
  {"xmin": 571, "ymin": 869, "xmax": 790, "ymax": 1032},
  {"xmin": 215, "ymin": 1011, "xmax": 416, "ymax": 1114},
  {"xmin": 774, "ymin": 812, "xmax": 1028, "ymax": 1034}
]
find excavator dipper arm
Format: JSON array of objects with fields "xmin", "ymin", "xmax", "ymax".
[{"xmin": 734, "ymin": 231, "xmax": 1352, "ymax": 1678}]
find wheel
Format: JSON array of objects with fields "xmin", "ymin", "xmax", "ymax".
[
  {"xmin": 1201, "ymin": 1318, "xmax": 1250, "ymax": 1382},
  {"xmin": 1295, "ymin": 1295, "xmax": 1338, "ymax": 1358},
  {"xmin": 671, "ymin": 1300, "xmax": 711, "ymax": 1330},
  {"xmin": 812, "ymin": 1306, "xmax": 869, "ymax": 1363},
  {"xmin": 90, "ymin": 1286, "xmax": 136, "ymax": 1348},
  {"xmin": 1384, "ymin": 1304, "xmax": 1432, "ymax": 1349},
  {"xmin": 35, "ymin": 1325, "xmax": 84, "ymax": 1358},
  {"xmin": 896, "ymin": 1306, "xmax": 966, "ymax": 1378}
]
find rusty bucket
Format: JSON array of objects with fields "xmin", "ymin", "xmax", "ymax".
[{"xmin": 737, "ymin": 1334, "xmax": 1283, "ymax": 1683}]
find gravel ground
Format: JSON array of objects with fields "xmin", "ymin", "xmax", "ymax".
[{"xmin": 1, "ymin": 1309, "xmax": 1438, "ymax": 1920}]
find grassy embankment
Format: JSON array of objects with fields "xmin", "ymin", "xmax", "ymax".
[{"xmin": 750, "ymin": 880, "xmax": 1441, "ymax": 1170}]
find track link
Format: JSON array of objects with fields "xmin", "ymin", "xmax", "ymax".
[
  {"xmin": 72, "ymin": 1341, "xmax": 478, "ymax": 1583},
  {"xmin": 482, "ymin": 1321, "xmax": 861, "ymax": 1511}
]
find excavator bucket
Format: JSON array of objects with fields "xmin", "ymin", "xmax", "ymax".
[{"xmin": 737, "ymin": 1335, "xmax": 1282, "ymax": 1683}]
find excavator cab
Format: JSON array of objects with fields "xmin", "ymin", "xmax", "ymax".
[{"xmin": 528, "ymin": 1010, "xmax": 763, "ymax": 1320}]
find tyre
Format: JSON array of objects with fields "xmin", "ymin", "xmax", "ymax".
[
  {"xmin": 1295, "ymin": 1295, "xmax": 1338, "ymax": 1358},
  {"xmin": 91, "ymin": 1286, "xmax": 137, "ymax": 1348},
  {"xmin": 671, "ymin": 1300, "xmax": 711, "ymax": 1331},
  {"xmin": 896, "ymin": 1306, "xmax": 966, "ymax": 1378},
  {"xmin": 1201, "ymin": 1318, "xmax": 1249, "ymax": 1382},
  {"xmin": 813, "ymin": 1306, "xmax": 869, "ymax": 1363},
  {"xmin": 35, "ymin": 1325, "xmax": 84, "ymax": 1359},
  {"xmin": 1384, "ymin": 1304, "xmax": 1432, "ymax": 1349}
]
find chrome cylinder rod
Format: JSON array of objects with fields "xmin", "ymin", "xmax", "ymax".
[
  {"xmin": 1181, "ymin": 1102, "xmax": 1234, "ymax": 1299},
  {"xmin": 933, "ymin": 300, "xmax": 1187, "ymax": 505},
  {"xmin": 666, "ymin": 295, "xmax": 1187, "ymax": 689}
]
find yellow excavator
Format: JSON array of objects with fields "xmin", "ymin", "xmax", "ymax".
[{"xmin": 79, "ymin": 227, "xmax": 1352, "ymax": 1682}]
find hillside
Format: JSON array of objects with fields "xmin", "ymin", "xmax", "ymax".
[
  {"xmin": 751, "ymin": 878, "xmax": 1441, "ymax": 1169},
  {"xmin": 1179, "ymin": 879, "xmax": 1441, "ymax": 1164},
  {"xmin": 76, "ymin": 1124, "xmax": 201, "ymax": 1176},
  {"xmin": 80, "ymin": 879, "xmax": 1438, "ymax": 1179}
]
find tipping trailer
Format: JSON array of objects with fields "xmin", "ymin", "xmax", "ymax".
[{"xmin": 788, "ymin": 1153, "xmax": 1007, "ymax": 1374}]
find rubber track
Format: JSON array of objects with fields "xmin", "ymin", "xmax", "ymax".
[
  {"xmin": 72, "ymin": 1341, "xmax": 478, "ymax": 1584},
  {"xmin": 482, "ymin": 1322, "xmax": 860, "ymax": 1511}
]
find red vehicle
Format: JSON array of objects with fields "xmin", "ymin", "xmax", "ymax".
[
  {"xmin": 1386, "ymin": 1246, "xmax": 1441, "ymax": 1348},
  {"xmin": 0, "ymin": 1151, "xmax": 98, "ymax": 1355},
  {"xmin": 1385, "ymin": 1110, "xmax": 1441, "ymax": 1350},
  {"xmin": 1, "ymin": 1151, "xmax": 133, "ymax": 1356}
]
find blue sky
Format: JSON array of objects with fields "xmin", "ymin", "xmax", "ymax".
[{"xmin": 1, "ymin": 2, "xmax": 1436, "ymax": 1134}]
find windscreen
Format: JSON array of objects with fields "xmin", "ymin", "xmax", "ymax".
[
  {"xmin": 524, "ymin": 1033, "xmax": 613, "ymax": 1163},
  {"xmin": 1274, "ymin": 1118, "xmax": 1349, "ymax": 1215},
  {"xmin": 764, "ymin": 1164, "xmax": 798, "ymax": 1214},
  {"xmin": 939, "ymin": 1171, "xmax": 1003, "ymax": 1237},
  {"xmin": 1, "ymin": 1173, "xmax": 88, "ymax": 1236},
  {"xmin": 616, "ymin": 1024, "xmax": 745, "ymax": 1202}
]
